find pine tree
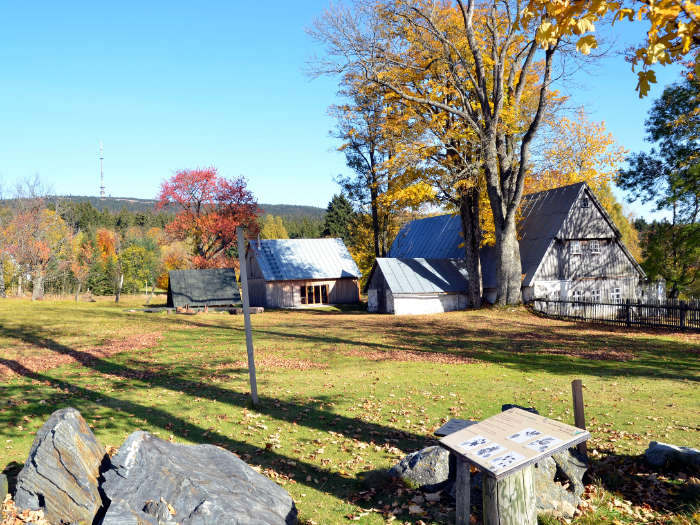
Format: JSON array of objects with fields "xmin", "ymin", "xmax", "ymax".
[{"xmin": 322, "ymin": 194, "xmax": 354, "ymax": 245}]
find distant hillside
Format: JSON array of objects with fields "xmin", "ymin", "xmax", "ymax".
[{"xmin": 49, "ymin": 196, "xmax": 326, "ymax": 219}]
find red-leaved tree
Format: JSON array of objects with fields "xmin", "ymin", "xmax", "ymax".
[{"xmin": 157, "ymin": 167, "xmax": 259, "ymax": 268}]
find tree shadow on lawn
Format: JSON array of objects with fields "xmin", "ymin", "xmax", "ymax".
[
  {"xmin": 0, "ymin": 327, "xmax": 456, "ymax": 523},
  {"xmin": 590, "ymin": 450, "xmax": 700, "ymax": 516},
  {"xmin": 245, "ymin": 320, "xmax": 699, "ymax": 383}
]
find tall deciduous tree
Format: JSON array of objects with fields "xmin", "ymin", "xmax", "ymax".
[
  {"xmin": 157, "ymin": 167, "xmax": 259, "ymax": 268},
  {"xmin": 260, "ymin": 215, "xmax": 289, "ymax": 239},
  {"xmin": 311, "ymin": 0, "xmax": 564, "ymax": 304}
]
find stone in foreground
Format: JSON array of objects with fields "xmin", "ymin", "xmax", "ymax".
[
  {"xmin": 645, "ymin": 441, "xmax": 700, "ymax": 470},
  {"xmin": 533, "ymin": 450, "xmax": 587, "ymax": 518},
  {"xmin": 100, "ymin": 431, "xmax": 297, "ymax": 525},
  {"xmin": 389, "ymin": 446, "xmax": 451, "ymax": 492},
  {"xmin": 15, "ymin": 407, "xmax": 106, "ymax": 525}
]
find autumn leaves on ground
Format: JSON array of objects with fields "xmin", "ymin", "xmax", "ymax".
[{"xmin": 0, "ymin": 298, "xmax": 698, "ymax": 524}]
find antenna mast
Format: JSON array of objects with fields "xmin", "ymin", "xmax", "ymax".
[{"xmin": 99, "ymin": 142, "xmax": 105, "ymax": 200}]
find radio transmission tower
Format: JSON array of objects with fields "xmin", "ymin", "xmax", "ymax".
[{"xmin": 99, "ymin": 142, "xmax": 106, "ymax": 200}]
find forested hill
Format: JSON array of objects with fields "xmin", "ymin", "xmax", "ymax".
[{"xmin": 49, "ymin": 195, "xmax": 326, "ymax": 218}]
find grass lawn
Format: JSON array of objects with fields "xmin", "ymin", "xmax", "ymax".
[{"xmin": 0, "ymin": 296, "xmax": 698, "ymax": 524}]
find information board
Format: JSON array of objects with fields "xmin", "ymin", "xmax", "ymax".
[{"xmin": 440, "ymin": 408, "xmax": 590, "ymax": 480}]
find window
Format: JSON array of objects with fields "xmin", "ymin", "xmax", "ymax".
[
  {"xmin": 610, "ymin": 287, "xmax": 621, "ymax": 303},
  {"xmin": 581, "ymin": 197, "xmax": 590, "ymax": 208},
  {"xmin": 570, "ymin": 240, "xmax": 582, "ymax": 255},
  {"xmin": 591, "ymin": 289, "xmax": 601, "ymax": 302},
  {"xmin": 300, "ymin": 284, "xmax": 329, "ymax": 305},
  {"xmin": 589, "ymin": 240, "xmax": 601, "ymax": 254},
  {"xmin": 572, "ymin": 290, "xmax": 583, "ymax": 302}
]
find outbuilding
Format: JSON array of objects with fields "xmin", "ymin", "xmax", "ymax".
[
  {"xmin": 167, "ymin": 268, "xmax": 240, "ymax": 308},
  {"xmin": 366, "ymin": 258, "xmax": 469, "ymax": 315},
  {"xmin": 245, "ymin": 238, "xmax": 360, "ymax": 308}
]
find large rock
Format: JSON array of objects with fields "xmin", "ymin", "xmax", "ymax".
[
  {"xmin": 389, "ymin": 446, "xmax": 451, "ymax": 492},
  {"xmin": 534, "ymin": 450, "xmax": 587, "ymax": 518},
  {"xmin": 15, "ymin": 407, "xmax": 107, "ymax": 525},
  {"xmin": 645, "ymin": 441, "xmax": 700, "ymax": 470},
  {"xmin": 100, "ymin": 431, "xmax": 297, "ymax": 525}
]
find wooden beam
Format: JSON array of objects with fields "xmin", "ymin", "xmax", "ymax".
[
  {"xmin": 237, "ymin": 227, "xmax": 259, "ymax": 405},
  {"xmin": 455, "ymin": 456, "xmax": 471, "ymax": 525},
  {"xmin": 482, "ymin": 465, "xmax": 536, "ymax": 525},
  {"xmin": 571, "ymin": 379, "xmax": 587, "ymax": 458}
]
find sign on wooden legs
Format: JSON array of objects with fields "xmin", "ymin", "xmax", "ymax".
[{"xmin": 440, "ymin": 408, "xmax": 590, "ymax": 525}]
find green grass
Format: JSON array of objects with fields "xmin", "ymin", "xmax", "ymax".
[{"xmin": 0, "ymin": 297, "xmax": 698, "ymax": 524}]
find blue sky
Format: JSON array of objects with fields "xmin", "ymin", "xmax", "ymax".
[{"xmin": 0, "ymin": 2, "xmax": 683, "ymax": 219}]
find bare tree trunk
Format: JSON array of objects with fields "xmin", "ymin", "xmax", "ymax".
[
  {"xmin": 18, "ymin": 274, "xmax": 22, "ymax": 297},
  {"xmin": 494, "ymin": 216, "xmax": 522, "ymax": 305},
  {"xmin": 32, "ymin": 271, "xmax": 44, "ymax": 301},
  {"xmin": 115, "ymin": 274, "xmax": 123, "ymax": 303},
  {"xmin": 0, "ymin": 260, "xmax": 5, "ymax": 299},
  {"xmin": 75, "ymin": 282, "xmax": 81, "ymax": 302},
  {"xmin": 458, "ymin": 189, "xmax": 482, "ymax": 307}
]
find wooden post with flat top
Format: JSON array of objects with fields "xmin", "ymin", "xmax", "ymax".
[
  {"xmin": 571, "ymin": 379, "xmax": 587, "ymax": 458},
  {"xmin": 237, "ymin": 227, "xmax": 258, "ymax": 405},
  {"xmin": 482, "ymin": 465, "xmax": 536, "ymax": 525}
]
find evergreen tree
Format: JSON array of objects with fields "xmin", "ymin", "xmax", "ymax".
[{"xmin": 322, "ymin": 194, "xmax": 354, "ymax": 245}]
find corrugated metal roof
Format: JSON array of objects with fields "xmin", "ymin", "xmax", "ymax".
[
  {"xmin": 387, "ymin": 182, "xmax": 619, "ymax": 288},
  {"xmin": 376, "ymin": 258, "xmax": 469, "ymax": 294},
  {"xmin": 250, "ymin": 238, "xmax": 360, "ymax": 281},
  {"xmin": 167, "ymin": 268, "xmax": 240, "ymax": 308}
]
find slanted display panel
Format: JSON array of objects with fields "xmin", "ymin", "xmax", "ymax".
[{"xmin": 440, "ymin": 408, "xmax": 589, "ymax": 480}]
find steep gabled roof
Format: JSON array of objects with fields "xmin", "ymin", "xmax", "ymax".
[
  {"xmin": 167, "ymin": 268, "xmax": 240, "ymax": 308},
  {"xmin": 249, "ymin": 238, "xmax": 360, "ymax": 281},
  {"xmin": 387, "ymin": 182, "xmax": 644, "ymax": 288},
  {"xmin": 374, "ymin": 258, "xmax": 469, "ymax": 294}
]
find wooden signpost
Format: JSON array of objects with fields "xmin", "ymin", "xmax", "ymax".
[
  {"xmin": 237, "ymin": 227, "xmax": 258, "ymax": 406},
  {"xmin": 440, "ymin": 408, "xmax": 590, "ymax": 525}
]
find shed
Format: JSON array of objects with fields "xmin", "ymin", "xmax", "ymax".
[
  {"xmin": 245, "ymin": 238, "xmax": 361, "ymax": 308},
  {"xmin": 367, "ymin": 258, "xmax": 469, "ymax": 315},
  {"xmin": 166, "ymin": 268, "xmax": 240, "ymax": 308}
]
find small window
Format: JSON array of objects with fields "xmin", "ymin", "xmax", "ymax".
[
  {"xmin": 300, "ymin": 286, "xmax": 307, "ymax": 304},
  {"xmin": 589, "ymin": 240, "xmax": 601, "ymax": 254},
  {"xmin": 581, "ymin": 197, "xmax": 590, "ymax": 208},
  {"xmin": 591, "ymin": 289, "xmax": 601, "ymax": 302},
  {"xmin": 610, "ymin": 287, "xmax": 621, "ymax": 303},
  {"xmin": 572, "ymin": 290, "xmax": 583, "ymax": 302},
  {"xmin": 570, "ymin": 240, "xmax": 582, "ymax": 255}
]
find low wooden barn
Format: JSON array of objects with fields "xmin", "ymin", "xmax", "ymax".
[
  {"xmin": 245, "ymin": 238, "xmax": 360, "ymax": 308},
  {"xmin": 367, "ymin": 258, "xmax": 469, "ymax": 315},
  {"xmin": 167, "ymin": 268, "xmax": 240, "ymax": 308},
  {"xmin": 387, "ymin": 182, "xmax": 650, "ymax": 306}
]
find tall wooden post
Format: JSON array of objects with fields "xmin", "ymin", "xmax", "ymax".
[
  {"xmin": 455, "ymin": 457, "xmax": 471, "ymax": 525},
  {"xmin": 571, "ymin": 379, "xmax": 587, "ymax": 458},
  {"xmin": 237, "ymin": 227, "xmax": 258, "ymax": 405},
  {"xmin": 482, "ymin": 465, "xmax": 536, "ymax": 525}
]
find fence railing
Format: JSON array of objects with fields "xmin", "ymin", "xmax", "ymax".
[{"xmin": 531, "ymin": 298, "xmax": 700, "ymax": 331}]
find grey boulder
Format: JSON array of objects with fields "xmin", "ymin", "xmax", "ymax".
[
  {"xmin": 15, "ymin": 407, "xmax": 107, "ymax": 525},
  {"xmin": 389, "ymin": 446, "xmax": 451, "ymax": 491},
  {"xmin": 534, "ymin": 450, "xmax": 587, "ymax": 518},
  {"xmin": 645, "ymin": 441, "xmax": 700, "ymax": 470},
  {"xmin": 99, "ymin": 431, "xmax": 297, "ymax": 525}
]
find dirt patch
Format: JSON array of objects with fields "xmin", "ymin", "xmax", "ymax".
[
  {"xmin": 343, "ymin": 348, "xmax": 479, "ymax": 364},
  {"xmin": 533, "ymin": 347, "xmax": 635, "ymax": 361},
  {"xmin": 232, "ymin": 355, "xmax": 328, "ymax": 371},
  {"xmin": 0, "ymin": 332, "xmax": 162, "ymax": 378}
]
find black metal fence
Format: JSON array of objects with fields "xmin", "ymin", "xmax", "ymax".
[{"xmin": 532, "ymin": 298, "xmax": 700, "ymax": 331}]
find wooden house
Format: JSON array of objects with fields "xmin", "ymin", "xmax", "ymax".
[
  {"xmin": 245, "ymin": 238, "xmax": 360, "ymax": 308},
  {"xmin": 366, "ymin": 258, "xmax": 469, "ymax": 315},
  {"xmin": 167, "ymin": 268, "xmax": 240, "ymax": 308},
  {"xmin": 384, "ymin": 182, "xmax": 649, "ymax": 307}
]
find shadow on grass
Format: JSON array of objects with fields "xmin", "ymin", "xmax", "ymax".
[{"xmin": 0, "ymin": 326, "xmax": 449, "ymax": 523}]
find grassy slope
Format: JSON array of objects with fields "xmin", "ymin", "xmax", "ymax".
[{"xmin": 0, "ymin": 298, "xmax": 697, "ymax": 524}]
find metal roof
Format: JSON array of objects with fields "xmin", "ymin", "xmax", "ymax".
[
  {"xmin": 388, "ymin": 182, "xmax": 641, "ymax": 288},
  {"xmin": 167, "ymin": 268, "xmax": 240, "ymax": 308},
  {"xmin": 375, "ymin": 258, "xmax": 469, "ymax": 294},
  {"xmin": 249, "ymin": 238, "xmax": 360, "ymax": 281}
]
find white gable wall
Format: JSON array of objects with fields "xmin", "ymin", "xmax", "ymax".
[{"xmin": 391, "ymin": 293, "xmax": 468, "ymax": 315}]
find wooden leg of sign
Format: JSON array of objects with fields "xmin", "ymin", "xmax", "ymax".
[
  {"xmin": 482, "ymin": 465, "xmax": 536, "ymax": 525},
  {"xmin": 455, "ymin": 456, "xmax": 471, "ymax": 525},
  {"xmin": 571, "ymin": 379, "xmax": 587, "ymax": 458}
]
